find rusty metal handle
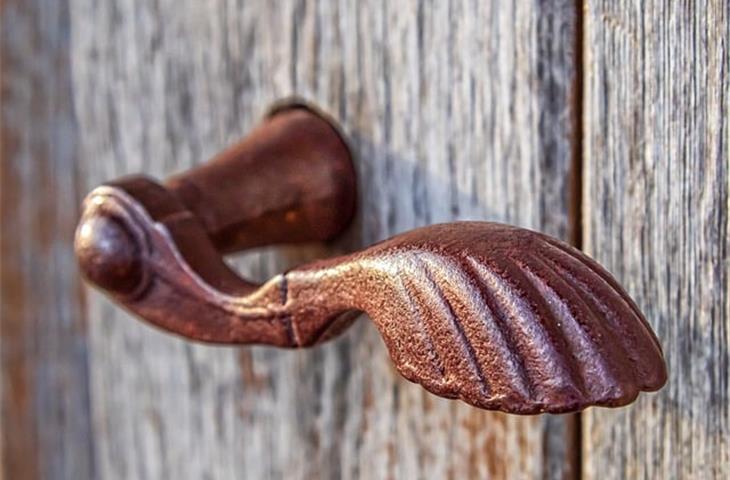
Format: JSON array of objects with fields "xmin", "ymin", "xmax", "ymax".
[{"xmin": 75, "ymin": 106, "xmax": 666, "ymax": 414}]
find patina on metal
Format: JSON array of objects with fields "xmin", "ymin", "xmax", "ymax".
[{"xmin": 75, "ymin": 106, "xmax": 667, "ymax": 414}]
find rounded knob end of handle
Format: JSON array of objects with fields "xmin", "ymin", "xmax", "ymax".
[{"xmin": 75, "ymin": 213, "xmax": 144, "ymax": 296}]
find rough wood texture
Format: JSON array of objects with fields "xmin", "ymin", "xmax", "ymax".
[
  {"xmin": 66, "ymin": 0, "xmax": 578, "ymax": 478},
  {"xmin": 582, "ymin": 2, "xmax": 729, "ymax": 479},
  {"xmin": 0, "ymin": 1, "xmax": 95, "ymax": 479}
]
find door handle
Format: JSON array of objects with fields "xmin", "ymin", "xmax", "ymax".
[{"xmin": 75, "ymin": 105, "xmax": 667, "ymax": 414}]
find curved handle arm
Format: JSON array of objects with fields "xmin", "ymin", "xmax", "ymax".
[{"xmin": 75, "ymin": 107, "xmax": 666, "ymax": 414}]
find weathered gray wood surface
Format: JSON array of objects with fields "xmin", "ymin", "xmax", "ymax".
[
  {"xmin": 582, "ymin": 2, "xmax": 729, "ymax": 479},
  {"xmin": 1, "ymin": 1, "xmax": 94, "ymax": 479},
  {"xmin": 5, "ymin": 0, "xmax": 730, "ymax": 479},
  {"xmin": 64, "ymin": 0, "xmax": 578, "ymax": 479}
]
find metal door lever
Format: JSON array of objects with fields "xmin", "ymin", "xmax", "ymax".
[{"xmin": 75, "ymin": 105, "xmax": 666, "ymax": 414}]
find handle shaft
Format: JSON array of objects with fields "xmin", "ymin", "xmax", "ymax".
[{"xmin": 166, "ymin": 107, "xmax": 356, "ymax": 252}]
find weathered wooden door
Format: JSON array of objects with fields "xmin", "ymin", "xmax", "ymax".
[{"xmin": 2, "ymin": 1, "xmax": 727, "ymax": 479}]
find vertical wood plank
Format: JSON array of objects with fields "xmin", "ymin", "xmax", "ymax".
[
  {"xmin": 582, "ymin": 1, "xmax": 729, "ymax": 478},
  {"xmin": 0, "ymin": 1, "xmax": 95, "ymax": 479},
  {"xmin": 67, "ymin": 0, "xmax": 579, "ymax": 478}
]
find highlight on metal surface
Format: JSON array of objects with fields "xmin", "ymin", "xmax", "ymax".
[{"xmin": 74, "ymin": 105, "xmax": 667, "ymax": 415}]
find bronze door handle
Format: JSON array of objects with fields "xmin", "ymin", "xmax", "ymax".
[{"xmin": 75, "ymin": 106, "xmax": 667, "ymax": 414}]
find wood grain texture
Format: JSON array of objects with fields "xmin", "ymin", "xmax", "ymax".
[
  {"xmin": 582, "ymin": 1, "xmax": 729, "ymax": 479},
  {"xmin": 0, "ymin": 1, "xmax": 95, "ymax": 479},
  {"xmin": 64, "ymin": 0, "xmax": 579, "ymax": 478}
]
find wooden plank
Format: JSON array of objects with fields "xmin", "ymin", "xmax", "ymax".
[
  {"xmin": 582, "ymin": 1, "xmax": 729, "ymax": 478},
  {"xmin": 0, "ymin": 1, "xmax": 95, "ymax": 479},
  {"xmin": 68, "ymin": 0, "xmax": 579, "ymax": 478}
]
